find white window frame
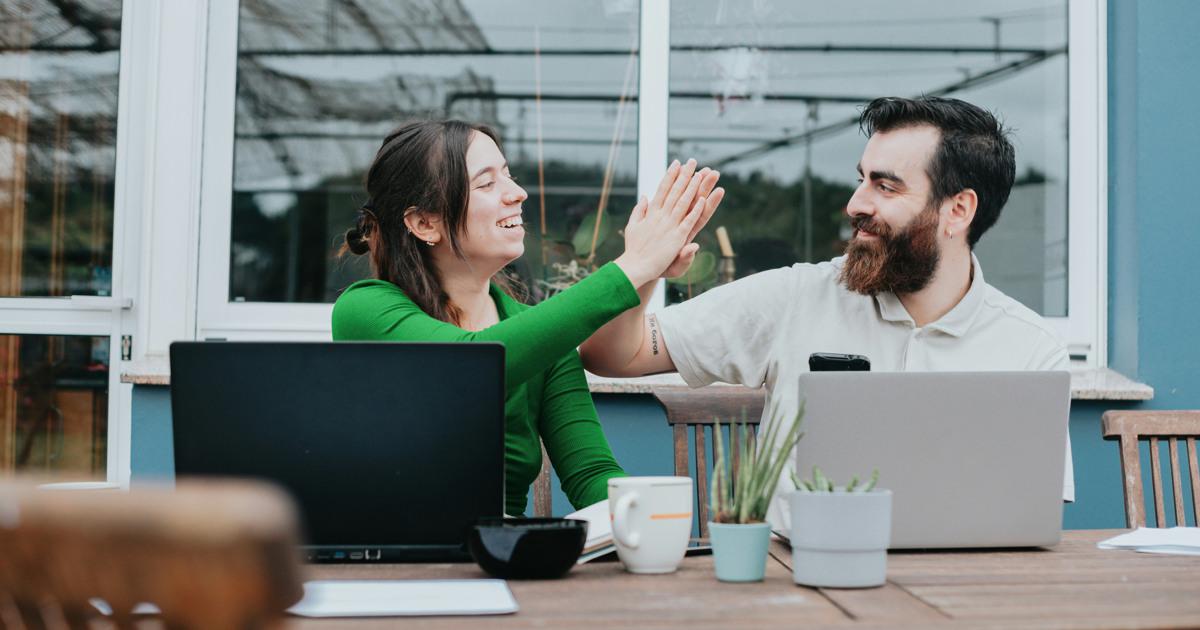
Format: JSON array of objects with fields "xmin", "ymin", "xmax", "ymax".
[
  {"xmin": 1065, "ymin": 0, "xmax": 1108, "ymax": 366},
  {"xmin": 0, "ymin": 298, "xmax": 131, "ymax": 486},
  {"xmin": 193, "ymin": 0, "xmax": 1108, "ymax": 365},
  {"xmin": 0, "ymin": 0, "xmax": 172, "ymax": 487},
  {"xmin": 195, "ymin": 0, "xmax": 331, "ymax": 341}
]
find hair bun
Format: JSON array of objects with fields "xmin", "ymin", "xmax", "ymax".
[{"xmin": 343, "ymin": 227, "xmax": 371, "ymax": 255}]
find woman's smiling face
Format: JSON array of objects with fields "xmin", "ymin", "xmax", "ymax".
[{"xmin": 454, "ymin": 131, "xmax": 528, "ymax": 270}]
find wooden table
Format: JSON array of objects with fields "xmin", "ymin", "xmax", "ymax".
[{"xmin": 292, "ymin": 530, "xmax": 1200, "ymax": 629}]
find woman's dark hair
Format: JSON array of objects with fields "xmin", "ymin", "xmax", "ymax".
[
  {"xmin": 342, "ymin": 119, "xmax": 522, "ymax": 326},
  {"xmin": 859, "ymin": 96, "xmax": 1016, "ymax": 248}
]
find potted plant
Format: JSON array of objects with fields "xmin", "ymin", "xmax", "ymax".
[
  {"xmin": 789, "ymin": 466, "xmax": 892, "ymax": 588},
  {"xmin": 708, "ymin": 406, "xmax": 804, "ymax": 582}
]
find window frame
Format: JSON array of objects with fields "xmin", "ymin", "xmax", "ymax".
[
  {"xmin": 0, "ymin": 0, "xmax": 167, "ymax": 486},
  {"xmin": 1065, "ymin": 0, "xmax": 1108, "ymax": 366},
  {"xmin": 193, "ymin": 0, "xmax": 1108, "ymax": 365},
  {"xmin": 196, "ymin": 0, "xmax": 333, "ymax": 341}
]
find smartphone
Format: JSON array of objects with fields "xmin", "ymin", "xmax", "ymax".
[{"xmin": 808, "ymin": 352, "xmax": 871, "ymax": 371}]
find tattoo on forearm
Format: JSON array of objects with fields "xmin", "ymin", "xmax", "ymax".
[{"xmin": 649, "ymin": 316, "xmax": 659, "ymax": 356}]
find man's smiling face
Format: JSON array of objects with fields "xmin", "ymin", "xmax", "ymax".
[{"xmin": 838, "ymin": 125, "xmax": 946, "ymax": 296}]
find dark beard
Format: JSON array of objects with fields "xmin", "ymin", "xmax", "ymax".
[{"xmin": 837, "ymin": 204, "xmax": 941, "ymax": 296}]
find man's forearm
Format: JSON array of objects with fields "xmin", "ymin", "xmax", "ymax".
[{"xmin": 580, "ymin": 281, "xmax": 673, "ymax": 377}]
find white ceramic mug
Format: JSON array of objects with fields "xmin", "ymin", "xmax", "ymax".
[{"xmin": 607, "ymin": 476, "xmax": 693, "ymax": 574}]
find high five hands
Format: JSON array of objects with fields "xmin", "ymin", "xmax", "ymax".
[{"xmin": 615, "ymin": 159, "xmax": 724, "ymax": 288}]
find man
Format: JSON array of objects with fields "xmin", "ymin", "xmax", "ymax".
[{"xmin": 580, "ymin": 96, "xmax": 1073, "ymax": 529}]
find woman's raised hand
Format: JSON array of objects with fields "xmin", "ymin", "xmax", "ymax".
[
  {"xmin": 614, "ymin": 159, "xmax": 724, "ymax": 289},
  {"xmin": 662, "ymin": 168, "xmax": 722, "ymax": 279}
]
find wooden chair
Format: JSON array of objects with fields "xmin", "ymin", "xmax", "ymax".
[
  {"xmin": 1101, "ymin": 410, "xmax": 1200, "ymax": 528},
  {"xmin": 652, "ymin": 385, "xmax": 767, "ymax": 539},
  {"xmin": 532, "ymin": 440, "xmax": 553, "ymax": 517},
  {"xmin": 0, "ymin": 479, "xmax": 305, "ymax": 630}
]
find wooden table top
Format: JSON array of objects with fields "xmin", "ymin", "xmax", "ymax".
[{"xmin": 291, "ymin": 530, "xmax": 1200, "ymax": 629}]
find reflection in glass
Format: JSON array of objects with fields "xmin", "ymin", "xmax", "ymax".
[
  {"xmin": 668, "ymin": 1, "xmax": 1067, "ymax": 315},
  {"xmin": 1, "ymin": 334, "xmax": 108, "ymax": 480},
  {"xmin": 0, "ymin": 1, "xmax": 120, "ymax": 298},
  {"xmin": 229, "ymin": 0, "xmax": 640, "ymax": 304}
]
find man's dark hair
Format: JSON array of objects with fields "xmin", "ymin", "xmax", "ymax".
[{"xmin": 859, "ymin": 96, "xmax": 1015, "ymax": 248}]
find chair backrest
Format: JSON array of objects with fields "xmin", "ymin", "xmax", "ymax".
[
  {"xmin": 532, "ymin": 440, "xmax": 553, "ymax": 517},
  {"xmin": 0, "ymin": 479, "xmax": 305, "ymax": 630},
  {"xmin": 652, "ymin": 385, "xmax": 766, "ymax": 539},
  {"xmin": 1101, "ymin": 410, "xmax": 1200, "ymax": 528}
]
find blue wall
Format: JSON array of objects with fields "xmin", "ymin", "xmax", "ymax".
[
  {"xmin": 1090, "ymin": 0, "xmax": 1200, "ymax": 527},
  {"xmin": 129, "ymin": 387, "xmax": 174, "ymax": 486},
  {"xmin": 132, "ymin": 1, "xmax": 1200, "ymax": 530},
  {"xmin": 1122, "ymin": 1, "xmax": 1200, "ymax": 402},
  {"xmin": 1108, "ymin": 1, "xmax": 1200, "ymax": 391}
]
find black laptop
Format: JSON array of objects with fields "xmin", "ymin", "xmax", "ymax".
[{"xmin": 169, "ymin": 341, "xmax": 505, "ymax": 562}]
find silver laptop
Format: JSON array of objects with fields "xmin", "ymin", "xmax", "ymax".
[{"xmin": 795, "ymin": 371, "xmax": 1070, "ymax": 549}]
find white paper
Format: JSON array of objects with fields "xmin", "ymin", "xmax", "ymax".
[
  {"xmin": 287, "ymin": 580, "xmax": 518, "ymax": 617},
  {"xmin": 577, "ymin": 545, "xmax": 617, "ymax": 563},
  {"xmin": 1097, "ymin": 527, "xmax": 1200, "ymax": 556},
  {"xmin": 566, "ymin": 499, "xmax": 616, "ymax": 563},
  {"xmin": 567, "ymin": 499, "xmax": 612, "ymax": 548}
]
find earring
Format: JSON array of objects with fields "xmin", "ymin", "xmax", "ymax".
[
  {"xmin": 426, "ymin": 240, "xmax": 435, "ymax": 247},
  {"xmin": 948, "ymin": 230, "xmax": 954, "ymax": 240}
]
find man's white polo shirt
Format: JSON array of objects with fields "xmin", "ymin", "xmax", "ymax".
[{"xmin": 656, "ymin": 255, "xmax": 1074, "ymax": 530}]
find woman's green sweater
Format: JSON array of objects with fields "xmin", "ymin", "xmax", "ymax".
[{"xmin": 331, "ymin": 262, "xmax": 638, "ymax": 515}]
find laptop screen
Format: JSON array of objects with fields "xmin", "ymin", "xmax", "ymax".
[
  {"xmin": 169, "ymin": 341, "xmax": 505, "ymax": 561},
  {"xmin": 795, "ymin": 370, "xmax": 1069, "ymax": 549}
]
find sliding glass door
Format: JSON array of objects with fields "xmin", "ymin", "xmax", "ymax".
[{"xmin": 0, "ymin": 0, "xmax": 130, "ymax": 483}]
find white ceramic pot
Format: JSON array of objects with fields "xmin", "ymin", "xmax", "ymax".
[{"xmin": 789, "ymin": 489, "xmax": 892, "ymax": 588}]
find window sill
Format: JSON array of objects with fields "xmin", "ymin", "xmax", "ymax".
[
  {"xmin": 120, "ymin": 355, "xmax": 170, "ymax": 385},
  {"xmin": 123, "ymin": 355, "xmax": 1153, "ymax": 401},
  {"xmin": 1065, "ymin": 362, "xmax": 1154, "ymax": 401},
  {"xmin": 586, "ymin": 362, "xmax": 1154, "ymax": 401}
]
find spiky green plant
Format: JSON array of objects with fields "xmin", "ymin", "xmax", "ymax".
[
  {"xmin": 792, "ymin": 465, "xmax": 880, "ymax": 493},
  {"xmin": 709, "ymin": 403, "xmax": 805, "ymax": 524}
]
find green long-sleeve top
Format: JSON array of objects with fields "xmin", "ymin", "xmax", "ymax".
[{"xmin": 331, "ymin": 262, "xmax": 638, "ymax": 515}]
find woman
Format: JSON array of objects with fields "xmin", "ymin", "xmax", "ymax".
[{"xmin": 333, "ymin": 120, "xmax": 721, "ymax": 515}]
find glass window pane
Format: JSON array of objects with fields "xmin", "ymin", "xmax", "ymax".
[
  {"xmin": 668, "ymin": 1, "xmax": 1067, "ymax": 316},
  {"xmin": 0, "ymin": 1, "xmax": 121, "ymax": 298},
  {"xmin": 229, "ymin": 0, "xmax": 640, "ymax": 304},
  {"xmin": 1, "ymin": 334, "xmax": 109, "ymax": 481}
]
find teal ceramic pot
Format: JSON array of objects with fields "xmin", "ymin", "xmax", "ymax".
[{"xmin": 708, "ymin": 521, "xmax": 773, "ymax": 582}]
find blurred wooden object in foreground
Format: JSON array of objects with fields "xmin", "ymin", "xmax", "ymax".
[{"xmin": 0, "ymin": 479, "xmax": 305, "ymax": 630}]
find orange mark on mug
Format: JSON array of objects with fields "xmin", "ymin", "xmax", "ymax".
[{"xmin": 650, "ymin": 512, "xmax": 692, "ymax": 520}]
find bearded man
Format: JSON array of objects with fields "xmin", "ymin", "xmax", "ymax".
[{"xmin": 579, "ymin": 96, "xmax": 1073, "ymax": 530}]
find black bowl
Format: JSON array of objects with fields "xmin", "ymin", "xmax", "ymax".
[{"xmin": 468, "ymin": 517, "xmax": 588, "ymax": 579}]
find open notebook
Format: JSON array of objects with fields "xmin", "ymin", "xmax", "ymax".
[{"xmin": 566, "ymin": 501, "xmax": 615, "ymax": 563}]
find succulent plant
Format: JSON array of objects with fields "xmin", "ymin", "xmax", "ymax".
[
  {"xmin": 709, "ymin": 404, "xmax": 805, "ymax": 524},
  {"xmin": 793, "ymin": 465, "xmax": 879, "ymax": 493}
]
